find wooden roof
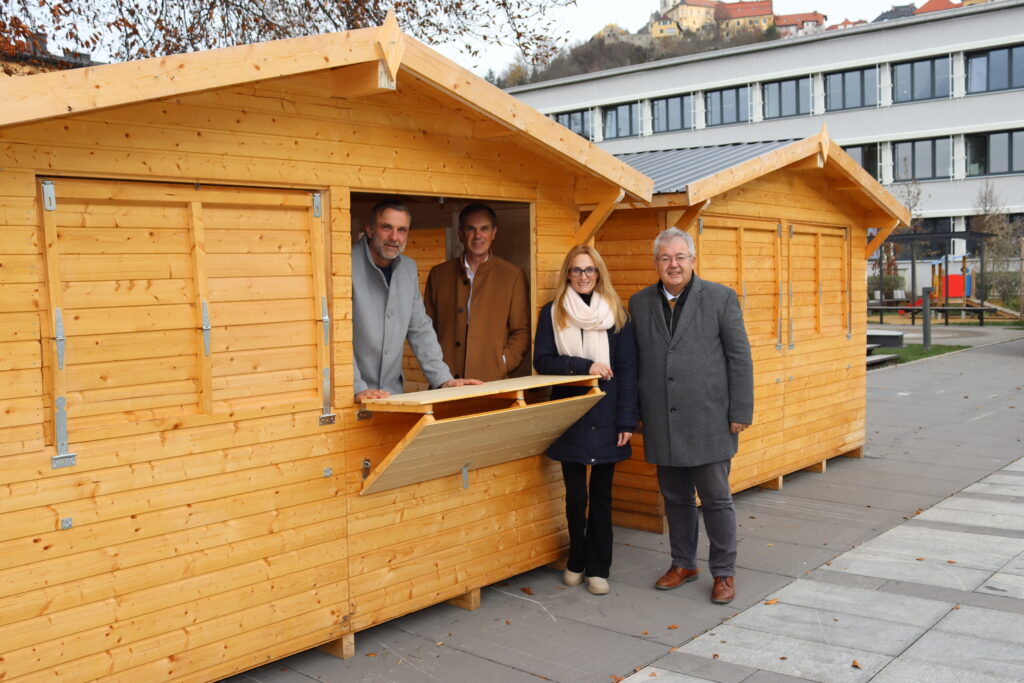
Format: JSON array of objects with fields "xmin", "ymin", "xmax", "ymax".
[
  {"xmin": 611, "ymin": 126, "xmax": 911, "ymax": 258},
  {"xmin": 0, "ymin": 13, "xmax": 653, "ymax": 203}
]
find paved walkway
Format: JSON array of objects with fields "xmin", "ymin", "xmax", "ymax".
[{"xmin": 231, "ymin": 333, "xmax": 1024, "ymax": 683}]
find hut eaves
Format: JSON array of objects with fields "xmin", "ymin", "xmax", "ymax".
[{"xmin": 0, "ymin": 13, "xmax": 653, "ymax": 204}]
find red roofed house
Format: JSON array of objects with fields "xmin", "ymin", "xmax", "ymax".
[
  {"xmin": 827, "ymin": 18, "xmax": 869, "ymax": 30},
  {"xmin": 716, "ymin": 1, "xmax": 774, "ymax": 38},
  {"xmin": 774, "ymin": 12, "xmax": 828, "ymax": 36},
  {"xmin": 666, "ymin": 0, "xmax": 720, "ymax": 32},
  {"xmin": 914, "ymin": 0, "xmax": 962, "ymax": 14}
]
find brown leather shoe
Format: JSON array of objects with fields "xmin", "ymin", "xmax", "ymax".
[
  {"xmin": 711, "ymin": 576, "xmax": 735, "ymax": 604},
  {"xmin": 655, "ymin": 566, "xmax": 699, "ymax": 590}
]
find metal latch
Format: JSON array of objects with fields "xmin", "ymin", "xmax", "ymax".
[
  {"xmin": 201, "ymin": 301, "xmax": 211, "ymax": 356},
  {"xmin": 319, "ymin": 368, "xmax": 337, "ymax": 425},
  {"xmin": 320, "ymin": 296, "xmax": 330, "ymax": 348},
  {"xmin": 312, "ymin": 192, "xmax": 322, "ymax": 218},
  {"xmin": 462, "ymin": 464, "xmax": 470, "ymax": 489},
  {"xmin": 54, "ymin": 307, "xmax": 66, "ymax": 369},
  {"xmin": 788, "ymin": 284, "xmax": 794, "ymax": 349},
  {"xmin": 42, "ymin": 180, "xmax": 56, "ymax": 211},
  {"xmin": 52, "ymin": 396, "xmax": 76, "ymax": 469},
  {"xmin": 698, "ymin": 217, "xmax": 704, "ymax": 235},
  {"xmin": 362, "ymin": 458, "xmax": 371, "ymax": 480}
]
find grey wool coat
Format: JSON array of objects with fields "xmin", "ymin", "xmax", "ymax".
[
  {"xmin": 629, "ymin": 275, "xmax": 754, "ymax": 468},
  {"xmin": 352, "ymin": 236, "xmax": 453, "ymax": 395}
]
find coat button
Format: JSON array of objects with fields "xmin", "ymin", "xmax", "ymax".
[
  {"xmin": 670, "ymin": 407, "xmax": 677, "ymax": 413},
  {"xmin": 457, "ymin": 307, "xmax": 464, "ymax": 313},
  {"xmin": 463, "ymin": 279, "xmax": 470, "ymax": 286},
  {"xmin": 455, "ymin": 341, "xmax": 461, "ymax": 347},
  {"xmin": 668, "ymin": 377, "xmax": 674, "ymax": 383},
  {"xmin": 454, "ymin": 373, "xmax": 460, "ymax": 379},
  {"xmin": 591, "ymin": 426, "xmax": 596, "ymax": 431}
]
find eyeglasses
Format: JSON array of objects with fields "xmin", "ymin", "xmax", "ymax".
[
  {"xmin": 569, "ymin": 267, "xmax": 597, "ymax": 277},
  {"xmin": 657, "ymin": 255, "xmax": 694, "ymax": 265}
]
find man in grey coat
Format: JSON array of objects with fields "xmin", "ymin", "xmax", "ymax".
[
  {"xmin": 630, "ymin": 227, "xmax": 753, "ymax": 604},
  {"xmin": 352, "ymin": 199, "xmax": 481, "ymax": 401}
]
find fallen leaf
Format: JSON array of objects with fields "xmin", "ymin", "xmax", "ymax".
[
  {"xmin": 749, "ymin": 515, "xmax": 757, "ymax": 519},
  {"xmin": 436, "ymin": 641, "xmax": 444, "ymax": 646},
  {"xmin": 366, "ymin": 653, "xmax": 377, "ymax": 657},
  {"xmin": 641, "ymin": 630, "xmax": 649, "ymax": 635},
  {"xmin": 764, "ymin": 598, "xmax": 780, "ymax": 605},
  {"xmin": 780, "ymin": 656, "xmax": 788, "ymax": 661},
  {"xmin": 767, "ymin": 543, "xmax": 775, "ymax": 547},
  {"xmin": 667, "ymin": 624, "xmax": 679, "ymax": 629},
  {"xmin": 670, "ymin": 647, "xmax": 678, "ymax": 652},
  {"xmin": 947, "ymin": 560, "xmax": 957, "ymax": 564},
  {"xmin": 712, "ymin": 653, "xmax": 720, "ymax": 659},
  {"xmin": 649, "ymin": 673, "xmax": 658, "ymax": 678},
  {"xmin": 833, "ymin": 618, "xmax": 839, "ymax": 622},
  {"xmin": 521, "ymin": 586, "xmax": 535, "ymax": 595},
  {"xmin": 916, "ymin": 557, "xmax": 925, "ymax": 561},
  {"xmin": 953, "ymin": 605, "xmax": 961, "ymax": 610},
  {"xmin": 852, "ymin": 660, "xmax": 862, "ymax": 669},
  {"xmin": 504, "ymin": 619, "xmax": 511, "ymax": 625},
  {"xmin": 915, "ymin": 508, "xmax": 924, "ymax": 515}
]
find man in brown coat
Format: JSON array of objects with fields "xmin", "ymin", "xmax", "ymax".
[{"xmin": 424, "ymin": 203, "xmax": 530, "ymax": 381}]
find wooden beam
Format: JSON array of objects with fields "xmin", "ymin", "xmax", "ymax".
[
  {"xmin": 576, "ymin": 189, "xmax": 625, "ymax": 245},
  {"xmin": 666, "ymin": 199, "xmax": 711, "ymax": 233},
  {"xmin": 320, "ymin": 634, "xmax": 355, "ymax": 660},
  {"xmin": 330, "ymin": 60, "xmax": 396, "ymax": 98},
  {"xmin": 448, "ymin": 587, "xmax": 481, "ymax": 611},
  {"xmin": 803, "ymin": 460, "xmax": 827, "ymax": 473},
  {"xmin": 864, "ymin": 219, "xmax": 902, "ymax": 259},
  {"xmin": 374, "ymin": 10, "xmax": 405, "ymax": 83},
  {"xmin": 757, "ymin": 475, "xmax": 784, "ymax": 491},
  {"xmin": 473, "ymin": 120, "xmax": 517, "ymax": 138},
  {"xmin": 785, "ymin": 152, "xmax": 825, "ymax": 171}
]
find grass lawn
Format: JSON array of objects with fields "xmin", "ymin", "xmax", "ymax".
[{"xmin": 876, "ymin": 343, "xmax": 970, "ymax": 364}]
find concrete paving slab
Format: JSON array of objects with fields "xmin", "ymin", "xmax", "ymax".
[
  {"xmin": 980, "ymin": 472, "xmax": 1024, "ymax": 486},
  {"xmin": 964, "ymin": 481, "xmax": 1024, "ymax": 497},
  {"xmin": 734, "ymin": 537, "xmax": 838, "ymax": 578},
  {"xmin": 807, "ymin": 468, "xmax": 967, "ymax": 498},
  {"xmin": 399, "ymin": 599, "xmax": 668, "ymax": 683},
  {"xmin": 850, "ymin": 525, "xmax": 1024, "ymax": 571},
  {"xmin": 1000, "ymin": 550, "xmax": 1024, "ymax": 576},
  {"xmin": 1005, "ymin": 458, "xmax": 1024, "ymax": 472},
  {"xmin": 653, "ymin": 651, "xmax": 758, "ymax": 683},
  {"xmin": 742, "ymin": 670, "xmax": 819, "ymax": 683},
  {"xmin": 872, "ymin": 656, "xmax": 1011, "ymax": 683},
  {"xmin": 894, "ymin": 629, "xmax": 1024, "ymax": 680},
  {"xmin": 873, "ymin": 576, "xmax": 1024, "ymax": 614},
  {"xmin": 977, "ymin": 571, "xmax": 1024, "ymax": 599},
  {"xmin": 910, "ymin": 517, "xmax": 1024, "ymax": 540},
  {"xmin": 623, "ymin": 667, "xmax": 715, "ymax": 682},
  {"xmin": 821, "ymin": 549, "xmax": 993, "ymax": 591},
  {"xmin": 915, "ymin": 507, "xmax": 1024, "ymax": 533},
  {"xmin": 768, "ymin": 578, "xmax": 954, "ymax": 628},
  {"xmin": 735, "ymin": 490, "xmax": 899, "ymax": 530},
  {"xmin": 680, "ymin": 624, "xmax": 890, "ymax": 682},
  {"xmin": 932, "ymin": 496, "xmax": 1024, "ymax": 517},
  {"xmin": 733, "ymin": 509, "xmax": 874, "ymax": 550},
  {"xmin": 224, "ymin": 666, "xmax": 312, "ymax": 683},
  {"xmin": 830, "ymin": 455, "xmax": 994, "ymax": 485},
  {"xmin": 766, "ymin": 476, "xmax": 940, "ymax": 513},
  {"xmin": 934, "ymin": 604, "xmax": 1024, "ymax": 646},
  {"xmin": 726, "ymin": 601, "xmax": 925, "ymax": 656}
]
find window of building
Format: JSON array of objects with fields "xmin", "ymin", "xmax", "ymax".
[
  {"xmin": 705, "ymin": 86, "xmax": 750, "ymax": 127},
  {"xmin": 843, "ymin": 144, "xmax": 879, "ymax": 179},
  {"xmin": 826, "ymin": 67, "xmax": 878, "ymax": 111},
  {"xmin": 966, "ymin": 129, "xmax": 1024, "ymax": 176},
  {"xmin": 892, "ymin": 56, "xmax": 951, "ymax": 103},
  {"xmin": 652, "ymin": 94, "xmax": 695, "ymax": 133},
  {"xmin": 763, "ymin": 77, "xmax": 810, "ymax": 119},
  {"xmin": 554, "ymin": 109, "xmax": 593, "ymax": 139},
  {"xmin": 893, "ymin": 137, "xmax": 952, "ymax": 181},
  {"xmin": 967, "ymin": 44, "xmax": 1024, "ymax": 94},
  {"xmin": 602, "ymin": 102, "xmax": 640, "ymax": 139}
]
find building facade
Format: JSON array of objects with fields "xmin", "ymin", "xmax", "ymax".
[{"xmin": 511, "ymin": 0, "xmax": 1024, "ymax": 256}]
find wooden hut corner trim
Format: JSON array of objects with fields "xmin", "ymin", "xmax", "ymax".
[
  {"xmin": 473, "ymin": 120, "xmax": 517, "ymax": 138},
  {"xmin": 666, "ymin": 199, "xmax": 711, "ymax": 233},
  {"xmin": 375, "ymin": 10, "xmax": 406, "ymax": 82},
  {"xmin": 575, "ymin": 189, "xmax": 625, "ymax": 245},
  {"xmin": 685, "ymin": 136, "xmax": 821, "ymax": 205},
  {"xmin": 826, "ymin": 147, "xmax": 911, "ymax": 227}
]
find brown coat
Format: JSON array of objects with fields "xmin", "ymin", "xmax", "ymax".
[{"xmin": 424, "ymin": 254, "xmax": 530, "ymax": 381}]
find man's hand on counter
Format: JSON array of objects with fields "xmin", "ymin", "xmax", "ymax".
[
  {"xmin": 356, "ymin": 389, "xmax": 391, "ymax": 401},
  {"xmin": 441, "ymin": 378, "xmax": 484, "ymax": 388}
]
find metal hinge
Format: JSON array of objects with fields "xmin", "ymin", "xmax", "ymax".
[
  {"xmin": 776, "ymin": 222, "xmax": 782, "ymax": 237},
  {"xmin": 698, "ymin": 218, "xmax": 704, "ymax": 235},
  {"xmin": 41, "ymin": 180, "xmax": 57, "ymax": 211},
  {"xmin": 52, "ymin": 396, "xmax": 76, "ymax": 469},
  {"xmin": 462, "ymin": 464, "xmax": 471, "ymax": 489},
  {"xmin": 742, "ymin": 283, "xmax": 747, "ymax": 309},
  {"xmin": 320, "ymin": 296, "xmax": 330, "ymax": 348},
  {"xmin": 312, "ymin": 192, "xmax": 322, "ymax": 218},
  {"xmin": 54, "ymin": 307, "xmax": 66, "ymax": 369},
  {"xmin": 789, "ymin": 224, "xmax": 794, "ymax": 238},
  {"xmin": 788, "ymin": 284, "xmax": 794, "ymax": 349},
  {"xmin": 200, "ymin": 301, "xmax": 211, "ymax": 356}
]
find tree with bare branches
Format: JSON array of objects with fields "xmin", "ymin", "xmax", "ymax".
[{"xmin": 1, "ymin": 0, "xmax": 574, "ymax": 70}]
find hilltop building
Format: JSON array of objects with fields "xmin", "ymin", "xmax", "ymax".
[
  {"xmin": 512, "ymin": 0, "xmax": 1024, "ymax": 257},
  {"xmin": 774, "ymin": 12, "xmax": 828, "ymax": 36}
]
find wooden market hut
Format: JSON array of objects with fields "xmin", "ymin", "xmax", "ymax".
[
  {"xmin": 595, "ymin": 131, "xmax": 911, "ymax": 532},
  {"xmin": 0, "ymin": 15, "xmax": 654, "ymax": 683}
]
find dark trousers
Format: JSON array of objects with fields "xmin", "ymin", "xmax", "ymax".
[
  {"xmin": 657, "ymin": 459, "xmax": 737, "ymax": 578},
  {"xmin": 561, "ymin": 461, "xmax": 616, "ymax": 578}
]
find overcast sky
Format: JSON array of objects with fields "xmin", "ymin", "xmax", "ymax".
[{"xmin": 437, "ymin": 0, "xmax": 919, "ymax": 76}]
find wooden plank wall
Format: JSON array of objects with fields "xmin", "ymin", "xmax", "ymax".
[
  {"xmin": 0, "ymin": 70, "xmax": 586, "ymax": 682},
  {"xmin": 597, "ymin": 170, "xmax": 870, "ymax": 531}
]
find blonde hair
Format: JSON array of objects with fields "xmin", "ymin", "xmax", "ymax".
[{"xmin": 552, "ymin": 244, "xmax": 628, "ymax": 332}]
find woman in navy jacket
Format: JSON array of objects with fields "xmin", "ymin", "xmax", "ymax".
[{"xmin": 534, "ymin": 245, "xmax": 638, "ymax": 595}]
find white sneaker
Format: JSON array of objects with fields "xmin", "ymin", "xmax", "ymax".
[
  {"xmin": 587, "ymin": 576, "xmax": 610, "ymax": 595},
  {"xmin": 563, "ymin": 568, "xmax": 584, "ymax": 586}
]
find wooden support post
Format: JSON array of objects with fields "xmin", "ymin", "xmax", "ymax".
[
  {"xmin": 188, "ymin": 202, "xmax": 213, "ymax": 413},
  {"xmin": 841, "ymin": 446, "xmax": 864, "ymax": 459},
  {"xmin": 758, "ymin": 475, "xmax": 784, "ymax": 490},
  {"xmin": 320, "ymin": 633, "xmax": 355, "ymax": 660},
  {"xmin": 448, "ymin": 587, "xmax": 481, "ymax": 611},
  {"xmin": 330, "ymin": 60, "xmax": 397, "ymax": 98},
  {"xmin": 803, "ymin": 460, "xmax": 827, "ymax": 474},
  {"xmin": 575, "ymin": 189, "xmax": 625, "ymax": 245},
  {"xmin": 865, "ymin": 219, "xmax": 902, "ymax": 260}
]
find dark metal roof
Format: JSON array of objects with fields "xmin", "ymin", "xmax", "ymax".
[{"xmin": 616, "ymin": 140, "xmax": 798, "ymax": 195}]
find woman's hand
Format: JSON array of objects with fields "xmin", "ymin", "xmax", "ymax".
[
  {"xmin": 617, "ymin": 432, "xmax": 633, "ymax": 447},
  {"xmin": 589, "ymin": 362, "xmax": 613, "ymax": 380}
]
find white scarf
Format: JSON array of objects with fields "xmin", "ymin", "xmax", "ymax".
[{"xmin": 553, "ymin": 291, "xmax": 614, "ymax": 367}]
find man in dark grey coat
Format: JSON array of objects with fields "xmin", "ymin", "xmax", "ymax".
[{"xmin": 629, "ymin": 227, "xmax": 753, "ymax": 604}]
